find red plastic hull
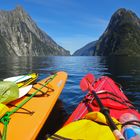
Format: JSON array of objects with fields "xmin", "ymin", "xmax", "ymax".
[{"xmin": 65, "ymin": 76, "xmax": 140, "ymax": 126}]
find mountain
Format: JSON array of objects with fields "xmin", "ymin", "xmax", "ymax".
[
  {"xmin": 74, "ymin": 8, "xmax": 140, "ymax": 56},
  {"xmin": 0, "ymin": 6, "xmax": 70, "ymax": 56},
  {"xmin": 95, "ymin": 8, "xmax": 140, "ymax": 55},
  {"xmin": 73, "ymin": 41, "xmax": 97, "ymax": 56}
]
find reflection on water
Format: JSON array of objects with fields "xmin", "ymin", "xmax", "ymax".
[
  {"xmin": 0, "ymin": 56, "xmax": 140, "ymax": 110},
  {"xmin": 0, "ymin": 56, "xmax": 140, "ymax": 135},
  {"xmin": 102, "ymin": 56, "xmax": 140, "ymax": 109}
]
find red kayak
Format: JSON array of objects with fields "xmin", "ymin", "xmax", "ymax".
[{"xmin": 65, "ymin": 74, "xmax": 140, "ymax": 126}]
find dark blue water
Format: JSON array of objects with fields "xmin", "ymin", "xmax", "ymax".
[{"xmin": 0, "ymin": 56, "xmax": 140, "ymax": 137}]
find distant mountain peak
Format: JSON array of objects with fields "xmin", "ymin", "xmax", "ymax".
[
  {"xmin": 96, "ymin": 8, "xmax": 140, "ymax": 56},
  {"xmin": 108, "ymin": 8, "xmax": 140, "ymax": 29},
  {"xmin": 74, "ymin": 8, "xmax": 140, "ymax": 56},
  {"xmin": 115, "ymin": 8, "xmax": 132, "ymax": 15},
  {"xmin": 0, "ymin": 7, "xmax": 70, "ymax": 56},
  {"xmin": 114, "ymin": 8, "xmax": 137, "ymax": 17},
  {"xmin": 13, "ymin": 5, "xmax": 28, "ymax": 16},
  {"xmin": 15, "ymin": 5, "xmax": 24, "ymax": 10},
  {"xmin": 73, "ymin": 41, "xmax": 97, "ymax": 56},
  {"xmin": 0, "ymin": 5, "xmax": 26, "ymax": 15}
]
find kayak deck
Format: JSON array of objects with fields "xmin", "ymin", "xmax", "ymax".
[
  {"xmin": 0, "ymin": 71, "xmax": 67, "ymax": 140},
  {"xmin": 65, "ymin": 75, "xmax": 140, "ymax": 125},
  {"xmin": 3, "ymin": 73, "xmax": 38, "ymax": 88}
]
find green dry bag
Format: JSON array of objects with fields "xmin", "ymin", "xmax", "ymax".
[{"xmin": 0, "ymin": 81, "xmax": 19, "ymax": 104}]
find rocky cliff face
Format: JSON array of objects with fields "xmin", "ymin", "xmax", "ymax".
[
  {"xmin": 74, "ymin": 8, "xmax": 140, "ymax": 56},
  {"xmin": 95, "ymin": 8, "xmax": 140, "ymax": 56},
  {"xmin": 73, "ymin": 41, "xmax": 97, "ymax": 56},
  {"xmin": 0, "ymin": 6, "xmax": 70, "ymax": 56}
]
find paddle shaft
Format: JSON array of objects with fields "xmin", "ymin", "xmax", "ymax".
[
  {"xmin": 80, "ymin": 73, "xmax": 125, "ymax": 139},
  {"xmin": 90, "ymin": 89, "xmax": 125, "ymax": 140},
  {"xmin": 91, "ymin": 90, "xmax": 115, "ymax": 128}
]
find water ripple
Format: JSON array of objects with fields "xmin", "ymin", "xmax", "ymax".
[{"xmin": 0, "ymin": 56, "xmax": 140, "ymax": 114}]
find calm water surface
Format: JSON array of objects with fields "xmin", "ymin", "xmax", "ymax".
[{"xmin": 0, "ymin": 56, "xmax": 140, "ymax": 136}]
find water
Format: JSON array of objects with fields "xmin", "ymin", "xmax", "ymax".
[{"xmin": 0, "ymin": 56, "xmax": 140, "ymax": 137}]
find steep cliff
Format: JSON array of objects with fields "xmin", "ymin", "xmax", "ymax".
[
  {"xmin": 74, "ymin": 8, "xmax": 140, "ymax": 56},
  {"xmin": 0, "ymin": 6, "xmax": 70, "ymax": 56},
  {"xmin": 95, "ymin": 8, "xmax": 140, "ymax": 56},
  {"xmin": 73, "ymin": 41, "xmax": 97, "ymax": 56}
]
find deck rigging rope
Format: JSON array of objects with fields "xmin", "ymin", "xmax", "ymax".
[{"xmin": 0, "ymin": 73, "xmax": 57, "ymax": 140}]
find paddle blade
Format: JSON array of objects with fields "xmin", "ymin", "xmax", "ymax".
[
  {"xmin": 84, "ymin": 73, "xmax": 95, "ymax": 84},
  {"xmin": 80, "ymin": 73, "xmax": 95, "ymax": 91},
  {"xmin": 80, "ymin": 78, "xmax": 89, "ymax": 91}
]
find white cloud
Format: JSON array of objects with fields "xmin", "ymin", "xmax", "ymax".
[{"xmin": 75, "ymin": 15, "xmax": 109, "ymax": 29}]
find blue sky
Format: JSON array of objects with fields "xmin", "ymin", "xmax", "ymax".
[{"xmin": 0, "ymin": 0, "xmax": 140, "ymax": 54}]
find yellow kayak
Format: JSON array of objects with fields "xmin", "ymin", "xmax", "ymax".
[{"xmin": 3, "ymin": 73, "xmax": 38, "ymax": 88}]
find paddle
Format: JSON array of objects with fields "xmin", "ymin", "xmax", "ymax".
[{"xmin": 80, "ymin": 73, "xmax": 125, "ymax": 140}]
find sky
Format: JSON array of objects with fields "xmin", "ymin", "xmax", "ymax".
[{"xmin": 0, "ymin": 0, "xmax": 140, "ymax": 54}]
